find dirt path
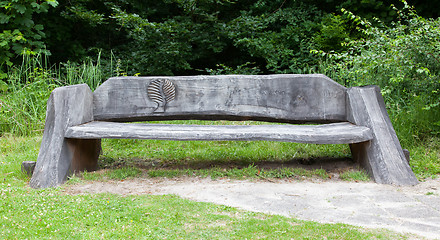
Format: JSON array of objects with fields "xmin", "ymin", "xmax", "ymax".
[{"xmin": 64, "ymin": 177, "xmax": 440, "ymax": 239}]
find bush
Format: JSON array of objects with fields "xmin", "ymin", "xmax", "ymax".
[
  {"xmin": 36, "ymin": 0, "xmax": 337, "ymax": 76},
  {"xmin": 316, "ymin": 2, "xmax": 440, "ymax": 143},
  {"xmin": 0, "ymin": 0, "xmax": 58, "ymax": 78}
]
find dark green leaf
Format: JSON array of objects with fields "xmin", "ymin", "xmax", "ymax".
[{"xmin": 14, "ymin": 4, "xmax": 26, "ymax": 14}]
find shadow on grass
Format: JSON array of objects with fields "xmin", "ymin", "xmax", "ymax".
[
  {"xmin": 100, "ymin": 156, "xmax": 355, "ymax": 172},
  {"xmin": 90, "ymin": 156, "xmax": 369, "ymax": 182}
]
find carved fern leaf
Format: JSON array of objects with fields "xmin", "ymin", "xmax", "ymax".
[{"xmin": 147, "ymin": 79, "xmax": 176, "ymax": 112}]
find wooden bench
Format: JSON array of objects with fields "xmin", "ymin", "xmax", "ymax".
[{"xmin": 29, "ymin": 74, "xmax": 418, "ymax": 188}]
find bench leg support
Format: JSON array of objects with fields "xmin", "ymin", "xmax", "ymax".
[
  {"xmin": 30, "ymin": 84, "xmax": 97, "ymax": 189},
  {"xmin": 347, "ymin": 86, "xmax": 418, "ymax": 185},
  {"xmin": 68, "ymin": 139, "xmax": 101, "ymax": 173}
]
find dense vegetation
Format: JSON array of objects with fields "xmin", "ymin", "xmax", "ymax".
[
  {"xmin": 0, "ymin": 0, "xmax": 439, "ymax": 176},
  {"xmin": 2, "ymin": 0, "xmax": 439, "ymax": 76}
]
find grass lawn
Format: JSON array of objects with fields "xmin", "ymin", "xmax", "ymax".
[{"xmin": 1, "ymin": 132, "xmax": 438, "ymax": 239}]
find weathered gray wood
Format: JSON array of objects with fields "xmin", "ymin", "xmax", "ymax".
[
  {"xmin": 347, "ymin": 86, "xmax": 418, "ymax": 186},
  {"xmin": 32, "ymin": 74, "xmax": 419, "ymax": 188},
  {"xmin": 30, "ymin": 84, "xmax": 100, "ymax": 189},
  {"xmin": 403, "ymin": 149, "xmax": 410, "ymax": 163},
  {"xmin": 65, "ymin": 121, "xmax": 373, "ymax": 144},
  {"xmin": 21, "ymin": 161, "xmax": 36, "ymax": 176},
  {"xmin": 93, "ymin": 74, "xmax": 347, "ymax": 123}
]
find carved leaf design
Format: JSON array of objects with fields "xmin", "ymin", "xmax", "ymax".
[
  {"xmin": 147, "ymin": 79, "xmax": 164, "ymax": 104},
  {"xmin": 162, "ymin": 79, "xmax": 176, "ymax": 103},
  {"xmin": 147, "ymin": 79, "xmax": 176, "ymax": 112}
]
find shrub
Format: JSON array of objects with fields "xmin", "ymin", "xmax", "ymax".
[
  {"xmin": 40, "ymin": 0, "xmax": 330, "ymax": 75},
  {"xmin": 316, "ymin": 2, "xmax": 440, "ymax": 143},
  {"xmin": 0, "ymin": 0, "xmax": 58, "ymax": 78}
]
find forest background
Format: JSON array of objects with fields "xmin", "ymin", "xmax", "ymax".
[{"xmin": 0, "ymin": 0, "xmax": 439, "ymax": 165}]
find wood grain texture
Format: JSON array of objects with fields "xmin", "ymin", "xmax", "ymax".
[
  {"xmin": 93, "ymin": 74, "xmax": 347, "ymax": 123},
  {"xmin": 32, "ymin": 74, "xmax": 417, "ymax": 188},
  {"xmin": 347, "ymin": 86, "xmax": 418, "ymax": 186},
  {"xmin": 65, "ymin": 121, "xmax": 373, "ymax": 144},
  {"xmin": 30, "ymin": 84, "xmax": 98, "ymax": 189},
  {"xmin": 68, "ymin": 138, "xmax": 101, "ymax": 173}
]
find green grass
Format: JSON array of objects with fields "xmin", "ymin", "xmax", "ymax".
[
  {"xmin": 92, "ymin": 131, "xmax": 355, "ymax": 182},
  {"xmin": 145, "ymin": 165, "xmax": 330, "ymax": 180},
  {"xmin": 100, "ymin": 136, "xmax": 351, "ymax": 168},
  {"xmin": 339, "ymin": 169, "xmax": 371, "ymax": 182},
  {"xmin": 409, "ymin": 138, "xmax": 440, "ymax": 180},
  {"xmin": 1, "ymin": 189, "xmax": 410, "ymax": 240},
  {"xmin": 81, "ymin": 167, "xmax": 143, "ymax": 181},
  {"xmin": 1, "ymin": 135, "xmax": 427, "ymax": 239}
]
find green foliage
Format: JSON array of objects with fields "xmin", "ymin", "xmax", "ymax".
[
  {"xmin": 0, "ymin": 79, "xmax": 7, "ymax": 92},
  {"xmin": 205, "ymin": 62, "xmax": 261, "ymax": 75},
  {"xmin": 0, "ymin": 0, "xmax": 58, "ymax": 77},
  {"xmin": 337, "ymin": 0, "xmax": 399, "ymax": 22},
  {"xmin": 2, "ymin": 0, "xmax": 438, "ymax": 77},
  {"xmin": 36, "ymin": 0, "xmax": 338, "ymax": 75},
  {"xmin": 0, "ymin": 54, "xmax": 57, "ymax": 135},
  {"xmin": 49, "ymin": 0, "xmax": 412, "ymax": 76},
  {"xmin": 314, "ymin": 14, "xmax": 351, "ymax": 52},
  {"xmin": 110, "ymin": 3, "xmax": 221, "ymax": 75},
  {"xmin": 0, "ymin": 53, "xmax": 109, "ymax": 136},
  {"xmin": 1, "ymin": 0, "xmax": 424, "ymax": 78},
  {"xmin": 58, "ymin": 52, "xmax": 105, "ymax": 90},
  {"xmin": 317, "ymin": 2, "xmax": 440, "ymax": 142},
  {"xmin": 225, "ymin": 2, "xmax": 324, "ymax": 74}
]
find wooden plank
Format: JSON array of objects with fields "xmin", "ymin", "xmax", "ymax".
[
  {"xmin": 347, "ymin": 86, "xmax": 418, "ymax": 186},
  {"xmin": 93, "ymin": 74, "xmax": 347, "ymax": 123},
  {"xmin": 65, "ymin": 121, "xmax": 373, "ymax": 144},
  {"xmin": 30, "ymin": 84, "xmax": 101, "ymax": 189}
]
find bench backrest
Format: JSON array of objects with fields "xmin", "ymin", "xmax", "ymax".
[{"xmin": 93, "ymin": 74, "xmax": 347, "ymax": 123}]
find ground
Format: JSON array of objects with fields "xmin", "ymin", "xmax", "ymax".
[{"xmin": 63, "ymin": 175, "xmax": 440, "ymax": 239}]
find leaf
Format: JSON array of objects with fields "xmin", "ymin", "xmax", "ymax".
[
  {"xmin": 12, "ymin": 44, "xmax": 23, "ymax": 54},
  {"xmin": 0, "ymin": 80, "xmax": 8, "ymax": 92},
  {"xmin": 0, "ymin": 13, "xmax": 10, "ymax": 24},
  {"xmin": 46, "ymin": 0, "xmax": 59, "ymax": 8},
  {"xmin": 15, "ymin": 17, "xmax": 34, "ymax": 27},
  {"xmin": 0, "ymin": 72, "xmax": 7, "ymax": 80},
  {"xmin": 34, "ymin": 24, "xmax": 44, "ymax": 31},
  {"xmin": 0, "ymin": 41, "xmax": 9, "ymax": 47},
  {"xmin": 14, "ymin": 35, "xmax": 23, "ymax": 41},
  {"xmin": 15, "ymin": 4, "xmax": 26, "ymax": 14}
]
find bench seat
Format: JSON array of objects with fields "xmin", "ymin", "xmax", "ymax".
[{"xmin": 65, "ymin": 121, "xmax": 373, "ymax": 144}]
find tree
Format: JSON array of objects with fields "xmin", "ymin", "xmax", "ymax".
[{"xmin": 0, "ymin": 0, "xmax": 58, "ymax": 79}]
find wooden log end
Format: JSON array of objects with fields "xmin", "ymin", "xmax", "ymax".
[{"xmin": 21, "ymin": 161, "xmax": 36, "ymax": 176}]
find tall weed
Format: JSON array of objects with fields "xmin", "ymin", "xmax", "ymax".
[
  {"xmin": 0, "ymin": 53, "xmax": 109, "ymax": 136},
  {"xmin": 58, "ymin": 51, "xmax": 105, "ymax": 90},
  {"xmin": 0, "ymin": 54, "xmax": 58, "ymax": 135}
]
